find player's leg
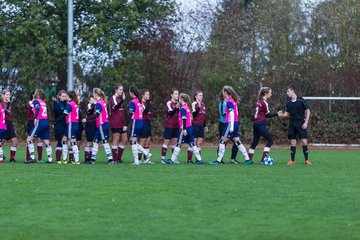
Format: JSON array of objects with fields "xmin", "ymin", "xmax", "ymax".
[
  {"xmin": 118, "ymin": 131, "xmax": 127, "ymax": 162},
  {"xmin": 287, "ymin": 122, "xmax": 297, "ymax": 165},
  {"xmin": 111, "ymin": 130, "xmax": 120, "ymax": 162}
]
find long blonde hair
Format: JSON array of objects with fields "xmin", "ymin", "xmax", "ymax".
[
  {"xmin": 222, "ymin": 86, "xmax": 239, "ymax": 103},
  {"xmin": 93, "ymin": 88, "xmax": 107, "ymax": 103}
]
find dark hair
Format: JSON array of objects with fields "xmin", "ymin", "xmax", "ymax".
[
  {"xmin": 113, "ymin": 83, "xmax": 124, "ymax": 94},
  {"xmin": 287, "ymin": 85, "xmax": 296, "ymax": 92},
  {"xmin": 193, "ymin": 90, "xmax": 203, "ymax": 101},
  {"xmin": 141, "ymin": 89, "xmax": 150, "ymax": 99},
  {"xmin": 129, "ymin": 86, "xmax": 140, "ymax": 98},
  {"xmin": 170, "ymin": 88, "xmax": 179, "ymax": 96},
  {"xmin": 67, "ymin": 90, "xmax": 79, "ymax": 105},
  {"xmin": 218, "ymin": 89, "xmax": 224, "ymax": 101},
  {"xmin": 34, "ymin": 89, "xmax": 46, "ymax": 100},
  {"xmin": 93, "ymin": 88, "xmax": 107, "ymax": 103},
  {"xmin": 222, "ymin": 86, "xmax": 239, "ymax": 103},
  {"xmin": 29, "ymin": 90, "xmax": 35, "ymax": 101},
  {"xmin": 258, "ymin": 87, "xmax": 272, "ymax": 101}
]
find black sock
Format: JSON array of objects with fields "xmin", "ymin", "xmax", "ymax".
[
  {"xmin": 303, "ymin": 145, "xmax": 309, "ymax": 161},
  {"xmin": 290, "ymin": 146, "xmax": 296, "ymax": 161},
  {"xmin": 231, "ymin": 143, "xmax": 238, "ymax": 159}
]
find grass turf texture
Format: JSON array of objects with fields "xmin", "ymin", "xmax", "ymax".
[{"xmin": 0, "ymin": 147, "xmax": 359, "ymax": 240}]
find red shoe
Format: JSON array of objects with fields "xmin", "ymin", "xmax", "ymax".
[
  {"xmin": 305, "ymin": 160, "xmax": 311, "ymax": 165},
  {"xmin": 287, "ymin": 160, "xmax": 296, "ymax": 165}
]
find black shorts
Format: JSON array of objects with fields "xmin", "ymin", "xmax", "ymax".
[
  {"xmin": 139, "ymin": 120, "xmax": 152, "ymax": 138},
  {"xmin": 85, "ymin": 122, "xmax": 97, "ymax": 142},
  {"xmin": 4, "ymin": 121, "xmax": 16, "ymax": 140},
  {"xmin": 27, "ymin": 120, "xmax": 34, "ymax": 135},
  {"xmin": 163, "ymin": 127, "xmax": 179, "ymax": 140},
  {"xmin": 54, "ymin": 124, "xmax": 66, "ymax": 142},
  {"xmin": 77, "ymin": 123, "xmax": 84, "ymax": 141},
  {"xmin": 288, "ymin": 121, "xmax": 308, "ymax": 140},
  {"xmin": 111, "ymin": 128, "xmax": 126, "ymax": 134},
  {"xmin": 193, "ymin": 124, "xmax": 205, "ymax": 138}
]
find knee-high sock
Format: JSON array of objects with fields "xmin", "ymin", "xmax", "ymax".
[
  {"xmin": 10, "ymin": 146, "xmax": 16, "ymax": 161},
  {"xmin": 0, "ymin": 145, "xmax": 3, "ymax": 161},
  {"xmin": 187, "ymin": 146, "xmax": 193, "ymax": 161},
  {"xmin": 216, "ymin": 141, "xmax": 226, "ymax": 162},
  {"xmin": 111, "ymin": 145, "xmax": 118, "ymax": 161},
  {"xmin": 137, "ymin": 143, "xmax": 148, "ymax": 156},
  {"xmin": 118, "ymin": 145, "xmax": 125, "ymax": 160},
  {"xmin": 103, "ymin": 142, "xmax": 113, "ymax": 160},
  {"xmin": 131, "ymin": 142, "xmax": 139, "ymax": 164},
  {"xmin": 171, "ymin": 145, "xmax": 181, "ymax": 161},
  {"xmin": 161, "ymin": 144, "xmax": 168, "ymax": 160},
  {"xmin": 37, "ymin": 143, "xmax": 43, "ymax": 160},
  {"xmin": 248, "ymin": 148, "xmax": 255, "ymax": 160},
  {"xmin": 303, "ymin": 145, "xmax": 308, "ymax": 161},
  {"xmin": 72, "ymin": 144, "xmax": 79, "ymax": 162},
  {"xmin": 45, "ymin": 144, "xmax": 53, "ymax": 162},
  {"xmin": 262, "ymin": 147, "xmax": 270, "ymax": 160},
  {"xmin": 27, "ymin": 141, "xmax": 35, "ymax": 160},
  {"xmin": 290, "ymin": 146, "xmax": 296, "ymax": 161},
  {"xmin": 91, "ymin": 142, "xmax": 99, "ymax": 160},
  {"xmin": 62, "ymin": 142, "xmax": 68, "ymax": 161},
  {"xmin": 191, "ymin": 145, "xmax": 202, "ymax": 161},
  {"xmin": 235, "ymin": 141, "xmax": 250, "ymax": 160}
]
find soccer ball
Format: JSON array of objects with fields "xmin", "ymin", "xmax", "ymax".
[{"xmin": 263, "ymin": 156, "xmax": 274, "ymax": 165}]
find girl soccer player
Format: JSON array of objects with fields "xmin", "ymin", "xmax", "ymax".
[
  {"xmin": 25, "ymin": 89, "xmax": 53, "ymax": 164},
  {"xmin": 161, "ymin": 89, "xmax": 180, "ymax": 163},
  {"xmin": 0, "ymin": 96, "xmax": 7, "ymax": 163},
  {"xmin": 84, "ymin": 96, "xmax": 97, "ymax": 163},
  {"xmin": 2, "ymin": 90, "xmax": 18, "ymax": 162},
  {"xmin": 218, "ymin": 90, "xmax": 239, "ymax": 164},
  {"xmin": 82, "ymin": 88, "xmax": 113, "ymax": 164},
  {"xmin": 109, "ymin": 84, "xmax": 127, "ymax": 163},
  {"xmin": 248, "ymin": 87, "xmax": 278, "ymax": 164},
  {"xmin": 210, "ymin": 86, "xmax": 251, "ymax": 165},
  {"xmin": 58, "ymin": 91, "xmax": 80, "ymax": 164},
  {"xmin": 53, "ymin": 90, "xmax": 68, "ymax": 162},
  {"xmin": 163, "ymin": 93, "xmax": 204, "ymax": 164},
  {"xmin": 189, "ymin": 90, "xmax": 207, "ymax": 163},
  {"xmin": 26, "ymin": 91, "xmax": 43, "ymax": 161},
  {"xmin": 139, "ymin": 89, "xmax": 153, "ymax": 163},
  {"xmin": 126, "ymin": 86, "xmax": 152, "ymax": 165}
]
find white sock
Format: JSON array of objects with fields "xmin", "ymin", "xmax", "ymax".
[
  {"xmin": 28, "ymin": 141, "xmax": 35, "ymax": 160},
  {"xmin": 192, "ymin": 145, "xmax": 202, "ymax": 161},
  {"xmin": 217, "ymin": 143, "xmax": 226, "ymax": 161},
  {"xmin": 62, "ymin": 143, "xmax": 68, "ymax": 161},
  {"xmin": 171, "ymin": 146, "xmax": 181, "ymax": 161},
  {"xmin": 92, "ymin": 142, "xmax": 99, "ymax": 159},
  {"xmin": 0, "ymin": 146, "xmax": 3, "ymax": 160},
  {"xmin": 131, "ymin": 144, "xmax": 139, "ymax": 164},
  {"xmin": 237, "ymin": 143, "xmax": 250, "ymax": 160},
  {"xmin": 103, "ymin": 143, "xmax": 113, "ymax": 160},
  {"xmin": 46, "ymin": 144, "xmax": 53, "ymax": 162},
  {"xmin": 72, "ymin": 144, "xmax": 79, "ymax": 162},
  {"xmin": 137, "ymin": 143, "xmax": 147, "ymax": 155}
]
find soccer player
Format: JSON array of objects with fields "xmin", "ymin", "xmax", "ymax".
[
  {"xmin": 2, "ymin": 90, "xmax": 18, "ymax": 162},
  {"xmin": 0, "ymin": 96, "xmax": 7, "ymax": 163},
  {"xmin": 126, "ymin": 86, "xmax": 152, "ymax": 165},
  {"xmin": 139, "ymin": 89, "xmax": 153, "ymax": 163},
  {"xmin": 84, "ymin": 96, "xmax": 97, "ymax": 163},
  {"xmin": 278, "ymin": 86, "xmax": 311, "ymax": 165},
  {"xmin": 161, "ymin": 89, "xmax": 180, "ymax": 163},
  {"xmin": 218, "ymin": 90, "xmax": 239, "ymax": 164},
  {"xmin": 109, "ymin": 84, "xmax": 127, "ymax": 163},
  {"xmin": 248, "ymin": 87, "xmax": 279, "ymax": 164},
  {"xmin": 57, "ymin": 91, "xmax": 80, "ymax": 164},
  {"xmin": 26, "ymin": 90, "xmax": 43, "ymax": 161},
  {"xmin": 163, "ymin": 93, "xmax": 204, "ymax": 164},
  {"xmin": 210, "ymin": 86, "xmax": 251, "ymax": 165},
  {"xmin": 189, "ymin": 90, "xmax": 208, "ymax": 163},
  {"xmin": 82, "ymin": 88, "xmax": 113, "ymax": 164},
  {"xmin": 25, "ymin": 89, "xmax": 53, "ymax": 164},
  {"xmin": 53, "ymin": 90, "xmax": 68, "ymax": 162}
]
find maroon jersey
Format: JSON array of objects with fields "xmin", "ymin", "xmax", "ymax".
[
  {"xmin": 142, "ymin": 100, "xmax": 152, "ymax": 121},
  {"xmin": 86, "ymin": 103, "xmax": 96, "ymax": 123},
  {"xmin": 253, "ymin": 99, "xmax": 270, "ymax": 123},
  {"xmin": 109, "ymin": 95, "xmax": 126, "ymax": 128},
  {"xmin": 27, "ymin": 101, "xmax": 35, "ymax": 121},
  {"xmin": 191, "ymin": 101, "xmax": 206, "ymax": 126},
  {"xmin": 165, "ymin": 100, "xmax": 180, "ymax": 128},
  {"xmin": 5, "ymin": 102, "xmax": 13, "ymax": 121}
]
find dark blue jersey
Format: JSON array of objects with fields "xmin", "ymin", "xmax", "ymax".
[
  {"xmin": 284, "ymin": 97, "xmax": 310, "ymax": 122},
  {"xmin": 54, "ymin": 100, "xmax": 67, "ymax": 126}
]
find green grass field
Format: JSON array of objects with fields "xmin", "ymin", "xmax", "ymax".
[{"xmin": 0, "ymin": 147, "xmax": 359, "ymax": 240}]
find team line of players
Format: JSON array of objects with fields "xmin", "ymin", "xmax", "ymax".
[{"xmin": 0, "ymin": 84, "xmax": 311, "ymax": 165}]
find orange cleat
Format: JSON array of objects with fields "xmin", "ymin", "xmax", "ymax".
[
  {"xmin": 305, "ymin": 160, "xmax": 312, "ymax": 165},
  {"xmin": 287, "ymin": 160, "xmax": 296, "ymax": 165}
]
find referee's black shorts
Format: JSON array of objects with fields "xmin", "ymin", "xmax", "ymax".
[{"xmin": 288, "ymin": 121, "xmax": 308, "ymax": 139}]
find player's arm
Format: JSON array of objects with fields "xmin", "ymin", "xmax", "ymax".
[
  {"xmin": 227, "ymin": 101, "xmax": 234, "ymax": 132},
  {"xmin": 143, "ymin": 100, "xmax": 151, "ymax": 113},
  {"xmin": 192, "ymin": 102, "xmax": 199, "ymax": 118},
  {"xmin": 84, "ymin": 103, "xmax": 101, "ymax": 122},
  {"xmin": 167, "ymin": 101, "xmax": 177, "ymax": 116},
  {"xmin": 125, "ymin": 102, "xmax": 135, "ymax": 126},
  {"xmin": 112, "ymin": 96, "xmax": 125, "ymax": 110},
  {"xmin": 55, "ymin": 104, "xmax": 71, "ymax": 123},
  {"xmin": 303, "ymin": 109, "xmax": 310, "ymax": 129},
  {"xmin": 180, "ymin": 108, "xmax": 187, "ymax": 135}
]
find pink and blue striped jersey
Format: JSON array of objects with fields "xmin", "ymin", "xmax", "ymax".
[
  {"xmin": 129, "ymin": 98, "xmax": 143, "ymax": 120},
  {"xmin": 178, "ymin": 104, "xmax": 192, "ymax": 129},
  {"xmin": 33, "ymin": 99, "xmax": 48, "ymax": 120},
  {"xmin": 64, "ymin": 100, "xmax": 79, "ymax": 124},
  {"xmin": 0, "ymin": 104, "xmax": 6, "ymax": 130},
  {"xmin": 95, "ymin": 99, "xmax": 109, "ymax": 127},
  {"xmin": 225, "ymin": 97, "xmax": 238, "ymax": 123}
]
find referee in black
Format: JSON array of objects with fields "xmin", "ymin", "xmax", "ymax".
[{"xmin": 278, "ymin": 86, "xmax": 311, "ymax": 165}]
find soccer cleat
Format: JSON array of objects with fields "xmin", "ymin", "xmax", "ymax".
[
  {"xmin": 173, "ymin": 159, "xmax": 180, "ymax": 164},
  {"xmin": 260, "ymin": 159, "xmax": 265, "ymax": 165},
  {"xmin": 144, "ymin": 153, "xmax": 153, "ymax": 164},
  {"xmin": 72, "ymin": 161, "xmax": 80, "ymax": 165},
  {"xmin": 305, "ymin": 160, "xmax": 311, "ymax": 165},
  {"xmin": 243, "ymin": 160, "xmax": 254, "ymax": 165},
  {"xmin": 209, "ymin": 160, "xmax": 223, "ymax": 165},
  {"xmin": 24, "ymin": 159, "xmax": 36, "ymax": 164},
  {"xmin": 230, "ymin": 159, "xmax": 240, "ymax": 164},
  {"xmin": 195, "ymin": 160, "xmax": 205, "ymax": 165},
  {"xmin": 57, "ymin": 160, "xmax": 68, "ymax": 165},
  {"xmin": 187, "ymin": 160, "xmax": 194, "ymax": 164},
  {"xmin": 107, "ymin": 160, "xmax": 116, "ymax": 165},
  {"xmin": 287, "ymin": 160, "xmax": 296, "ymax": 165},
  {"xmin": 39, "ymin": 160, "xmax": 47, "ymax": 164},
  {"xmin": 10, "ymin": 159, "xmax": 16, "ymax": 163},
  {"xmin": 163, "ymin": 159, "xmax": 174, "ymax": 164},
  {"xmin": 131, "ymin": 162, "xmax": 140, "ymax": 165}
]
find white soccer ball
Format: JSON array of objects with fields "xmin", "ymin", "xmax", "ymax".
[{"xmin": 263, "ymin": 156, "xmax": 274, "ymax": 165}]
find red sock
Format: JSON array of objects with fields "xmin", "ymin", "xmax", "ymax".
[
  {"xmin": 69, "ymin": 147, "xmax": 74, "ymax": 160},
  {"xmin": 161, "ymin": 145, "xmax": 167, "ymax": 158},
  {"xmin": 248, "ymin": 148, "xmax": 255, "ymax": 160},
  {"xmin": 138, "ymin": 153, "xmax": 142, "ymax": 160},
  {"xmin": 26, "ymin": 147, "xmax": 30, "ymax": 161},
  {"xmin": 262, "ymin": 147, "xmax": 270, "ymax": 160},
  {"xmin": 112, "ymin": 146, "xmax": 118, "ymax": 161},
  {"xmin": 37, "ymin": 144, "xmax": 43, "ymax": 160},
  {"xmin": 10, "ymin": 147, "xmax": 16, "ymax": 161},
  {"xmin": 55, "ymin": 148, "xmax": 62, "ymax": 161},
  {"xmin": 187, "ymin": 149, "xmax": 193, "ymax": 161},
  {"xmin": 118, "ymin": 146, "xmax": 124, "ymax": 160}
]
